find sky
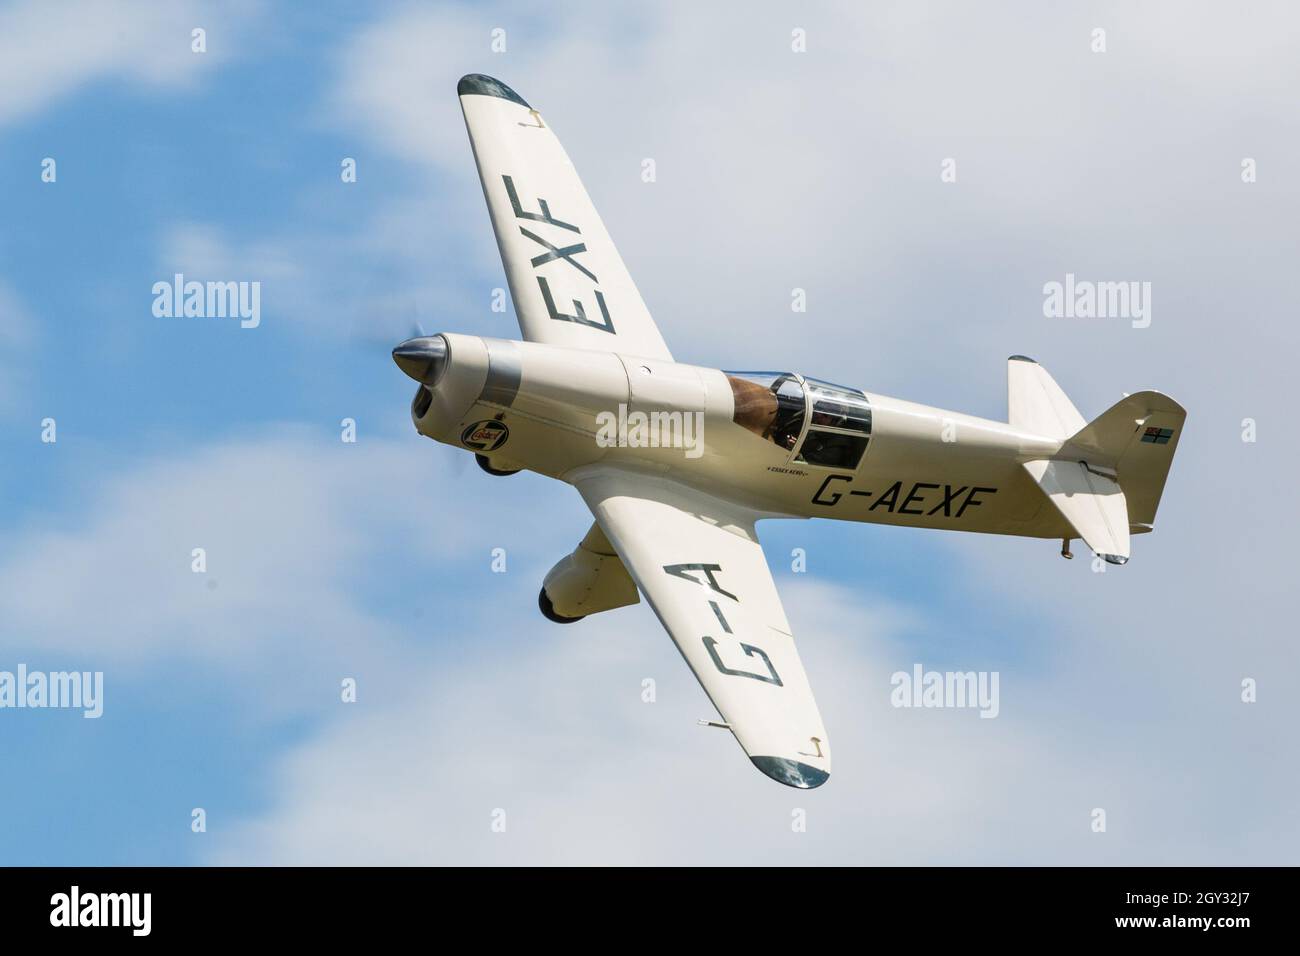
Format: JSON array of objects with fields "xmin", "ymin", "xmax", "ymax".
[{"xmin": 1, "ymin": 0, "xmax": 1297, "ymax": 865}]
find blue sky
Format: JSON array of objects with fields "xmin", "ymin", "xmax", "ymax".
[{"xmin": 1, "ymin": 0, "xmax": 1297, "ymax": 865}]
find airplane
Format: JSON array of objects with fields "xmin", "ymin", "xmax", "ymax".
[{"xmin": 392, "ymin": 74, "xmax": 1186, "ymax": 789}]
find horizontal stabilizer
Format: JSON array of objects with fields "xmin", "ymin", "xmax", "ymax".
[{"xmin": 1024, "ymin": 459, "xmax": 1130, "ymax": 563}]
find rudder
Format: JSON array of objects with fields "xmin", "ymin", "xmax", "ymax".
[{"xmin": 1060, "ymin": 390, "xmax": 1186, "ymax": 529}]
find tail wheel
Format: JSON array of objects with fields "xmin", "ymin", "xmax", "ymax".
[{"xmin": 538, "ymin": 588, "xmax": 584, "ymax": 624}]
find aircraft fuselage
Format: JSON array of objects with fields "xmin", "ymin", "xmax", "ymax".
[{"xmin": 408, "ymin": 333, "xmax": 1075, "ymax": 542}]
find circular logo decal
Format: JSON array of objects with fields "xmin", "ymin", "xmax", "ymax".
[{"xmin": 461, "ymin": 419, "xmax": 510, "ymax": 452}]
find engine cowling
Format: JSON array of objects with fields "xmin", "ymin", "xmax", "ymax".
[{"xmin": 540, "ymin": 523, "xmax": 639, "ymax": 621}]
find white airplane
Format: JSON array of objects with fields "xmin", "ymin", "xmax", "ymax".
[{"xmin": 393, "ymin": 74, "xmax": 1185, "ymax": 789}]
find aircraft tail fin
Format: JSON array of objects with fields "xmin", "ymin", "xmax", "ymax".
[
  {"xmin": 1060, "ymin": 390, "xmax": 1186, "ymax": 530},
  {"xmin": 1023, "ymin": 388, "xmax": 1187, "ymax": 562}
]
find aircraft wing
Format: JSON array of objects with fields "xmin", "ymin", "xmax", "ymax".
[
  {"xmin": 457, "ymin": 74, "xmax": 672, "ymax": 360},
  {"xmin": 574, "ymin": 467, "xmax": 831, "ymax": 788}
]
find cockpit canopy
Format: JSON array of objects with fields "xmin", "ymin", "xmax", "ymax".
[{"xmin": 726, "ymin": 371, "xmax": 872, "ymax": 469}]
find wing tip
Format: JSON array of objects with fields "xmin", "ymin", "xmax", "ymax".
[
  {"xmin": 1008, "ymin": 354, "xmax": 1037, "ymax": 364},
  {"xmin": 457, "ymin": 73, "xmax": 530, "ymax": 108},
  {"xmin": 750, "ymin": 756, "xmax": 830, "ymax": 789}
]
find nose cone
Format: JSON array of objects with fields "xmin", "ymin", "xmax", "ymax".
[{"xmin": 392, "ymin": 336, "xmax": 449, "ymax": 386}]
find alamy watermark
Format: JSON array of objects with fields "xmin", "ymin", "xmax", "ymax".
[
  {"xmin": 1043, "ymin": 273, "xmax": 1151, "ymax": 328},
  {"xmin": 152, "ymin": 273, "xmax": 261, "ymax": 328},
  {"xmin": 890, "ymin": 664, "xmax": 999, "ymax": 718},
  {"xmin": 595, "ymin": 404, "xmax": 704, "ymax": 459},
  {"xmin": 0, "ymin": 664, "xmax": 103, "ymax": 718},
  {"xmin": 50, "ymin": 886, "xmax": 150, "ymax": 936}
]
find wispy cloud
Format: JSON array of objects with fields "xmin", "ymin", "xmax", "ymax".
[
  {"xmin": 0, "ymin": 426, "xmax": 579, "ymax": 681},
  {"xmin": 0, "ymin": 0, "xmax": 263, "ymax": 127},
  {"xmin": 206, "ymin": 575, "xmax": 1297, "ymax": 865},
  {"xmin": 6, "ymin": 0, "xmax": 1298, "ymax": 865}
]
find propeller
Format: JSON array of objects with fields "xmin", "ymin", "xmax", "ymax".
[{"xmin": 345, "ymin": 274, "xmax": 470, "ymax": 477}]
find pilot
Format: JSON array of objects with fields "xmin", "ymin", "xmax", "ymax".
[
  {"xmin": 811, "ymin": 408, "xmax": 848, "ymax": 428},
  {"xmin": 800, "ymin": 432, "xmax": 851, "ymax": 466}
]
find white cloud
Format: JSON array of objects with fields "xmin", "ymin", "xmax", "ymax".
[
  {"xmin": 189, "ymin": 0, "xmax": 1300, "ymax": 864},
  {"xmin": 9, "ymin": 0, "xmax": 1299, "ymax": 864},
  {"xmin": 155, "ymin": 202, "xmax": 491, "ymax": 344},
  {"xmin": 0, "ymin": 0, "xmax": 262, "ymax": 127},
  {"xmin": 207, "ymin": 576, "xmax": 1297, "ymax": 864},
  {"xmin": 0, "ymin": 426, "xmax": 591, "ymax": 686},
  {"xmin": 320, "ymin": 0, "xmax": 1300, "ymax": 405},
  {"xmin": 3, "ymin": 416, "xmax": 1292, "ymax": 864}
]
